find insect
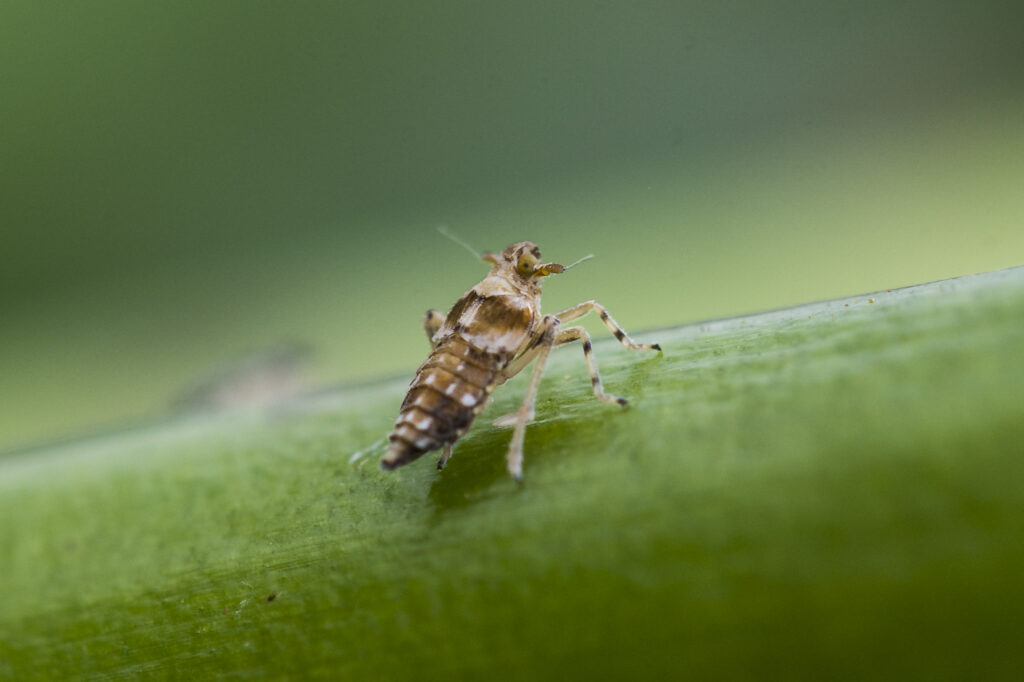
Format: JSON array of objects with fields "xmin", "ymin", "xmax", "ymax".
[{"xmin": 381, "ymin": 234, "xmax": 661, "ymax": 480}]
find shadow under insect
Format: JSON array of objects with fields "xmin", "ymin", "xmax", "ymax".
[
  {"xmin": 425, "ymin": 355, "xmax": 664, "ymax": 515},
  {"xmin": 425, "ymin": 425, "xmax": 522, "ymax": 513}
]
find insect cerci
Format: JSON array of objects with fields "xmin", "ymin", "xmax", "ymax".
[{"xmin": 381, "ymin": 233, "xmax": 661, "ymax": 481}]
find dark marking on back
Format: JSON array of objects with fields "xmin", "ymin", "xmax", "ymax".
[
  {"xmin": 465, "ymin": 296, "xmax": 532, "ymax": 334},
  {"xmin": 445, "ymin": 290, "xmax": 479, "ymax": 328}
]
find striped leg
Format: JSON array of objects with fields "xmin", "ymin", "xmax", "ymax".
[
  {"xmin": 553, "ymin": 300, "xmax": 661, "ymax": 352},
  {"xmin": 555, "ymin": 326, "xmax": 627, "ymax": 406},
  {"xmin": 423, "ymin": 309, "xmax": 445, "ymax": 343}
]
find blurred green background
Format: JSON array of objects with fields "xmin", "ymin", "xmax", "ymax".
[{"xmin": 2, "ymin": 0, "xmax": 1022, "ymax": 452}]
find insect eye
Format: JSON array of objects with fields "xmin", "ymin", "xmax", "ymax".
[{"xmin": 516, "ymin": 253, "xmax": 537, "ymax": 276}]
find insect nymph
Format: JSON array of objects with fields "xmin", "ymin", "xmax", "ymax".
[{"xmin": 381, "ymin": 239, "xmax": 661, "ymax": 480}]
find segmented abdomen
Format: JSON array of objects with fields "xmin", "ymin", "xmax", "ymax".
[{"xmin": 381, "ymin": 335, "xmax": 504, "ymax": 469}]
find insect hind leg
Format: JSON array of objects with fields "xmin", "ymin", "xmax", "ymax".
[
  {"xmin": 505, "ymin": 318, "xmax": 558, "ymax": 481},
  {"xmin": 436, "ymin": 444, "xmax": 454, "ymax": 470},
  {"xmin": 555, "ymin": 326, "xmax": 628, "ymax": 406}
]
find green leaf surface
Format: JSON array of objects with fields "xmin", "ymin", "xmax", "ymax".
[{"xmin": 3, "ymin": 267, "xmax": 1023, "ymax": 680}]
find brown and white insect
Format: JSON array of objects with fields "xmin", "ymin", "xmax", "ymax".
[{"xmin": 381, "ymin": 237, "xmax": 661, "ymax": 480}]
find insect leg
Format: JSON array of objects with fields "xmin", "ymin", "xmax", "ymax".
[
  {"xmin": 553, "ymin": 300, "xmax": 661, "ymax": 352},
  {"xmin": 555, "ymin": 326, "xmax": 627, "ymax": 406},
  {"xmin": 423, "ymin": 309, "xmax": 445, "ymax": 343},
  {"xmin": 506, "ymin": 319, "xmax": 557, "ymax": 481},
  {"xmin": 492, "ymin": 360, "xmax": 538, "ymax": 426},
  {"xmin": 491, "ymin": 329, "xmax": 552, "ymax": 427},
  {"xmin": 436, "ymin": 444, "xmax": 454, "ymax": 470}
]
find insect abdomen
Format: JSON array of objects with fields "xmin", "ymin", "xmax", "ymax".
[{"xmin": 381, "ymin": 336, "xmax": 502, "ymax": 469}]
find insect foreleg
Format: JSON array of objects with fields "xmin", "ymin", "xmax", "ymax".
[
  {"xmin": 506, "ymin": 317, "xmax": 557, "ymax": 481},
  {"xmin": 553, "ymin": 300, "xmax": 661, "ymax": 352},
  {"xmin": 423, "ymin": 309, "xmax": 445, "ymax": 344},
  {"xmin": 555, "ymin": 326, "xmax": 627, "ymax": 406}
]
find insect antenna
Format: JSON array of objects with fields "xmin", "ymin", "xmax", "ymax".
[
  {"xmin": 437, "ymin": 225, "xmax": 483, "ymax": 260},
  {"xmin": 562, "ymin": 254, "xmax": 595, "ymax": 271}
]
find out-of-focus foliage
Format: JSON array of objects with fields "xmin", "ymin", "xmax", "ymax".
[{"xmin": 3, "ymin": 1, "xmax": 1023, "ymax": 449}]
